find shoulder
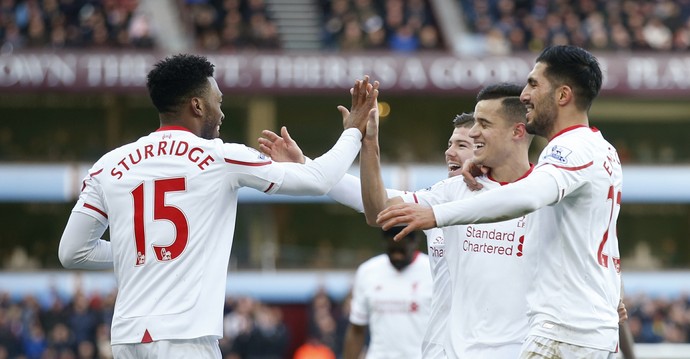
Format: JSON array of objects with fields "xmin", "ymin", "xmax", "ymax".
[
  {"xmin": 358, "ymin": 254, "xmax": 389, "ymax": 271},
  {"xmin": 220, "ymin": 142, "xmax": 273, "ymax": 165}
]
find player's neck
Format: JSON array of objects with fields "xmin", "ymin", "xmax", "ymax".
[
  {"xmin": 489, "ymin": 159, "xmax": 532, "ymax": 184},
  {"xmin": 547, "ymin": 110, "xmax": 589, "ymax": 140}
]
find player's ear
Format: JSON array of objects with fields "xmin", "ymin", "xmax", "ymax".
[
  {"xmin": 513, "ymin": 122, "xmax": 527, "ymax": 138},
  {"xmin": 192, "ymin": 97, "xmax": 203, "ymax": 116},
  {"xmin": 557, "ymin": 85, "xmax": 573, "ymax": 106}
]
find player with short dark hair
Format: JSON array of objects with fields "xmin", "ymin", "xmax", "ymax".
[
  {"xmin": 360, "ymin": 82, "xmax": 534, "ymax": 358},
  {"xmin": 58, "ymin": 53, "xmax": 379, "ymax": 358},
  {"xmin": 377, "ymin": 45, "xmax": 623, "ymax": 359}
]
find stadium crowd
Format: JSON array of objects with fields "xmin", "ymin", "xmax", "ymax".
[
  {"xmin": 182, "ymin": 0, "xmax": 280, "ymax": 51},
  {"xmin": 0, "ymin": 0, "xmax": 155, "ymax": 51},
  {"xmin": 3, "ymin": 0, "xmax": 690, "ymax": 53},
  {"xmin": 0, "ymin": 287, "xmax": 688, "ymax": 358},
  {"xmin": 0, "ymin": 287, "xmax": 352, "ymax": 359},
  {"xmin": 458, "ymin": 0, "xmax": 690, "ymax": 54}
]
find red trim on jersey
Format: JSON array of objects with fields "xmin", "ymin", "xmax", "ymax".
[
  {"xmin": 156, "ymin": 126, "xmax": 193, "ymax": 133},
  {"xmin": 82, "ymin": 169, "xmax": 104, "ymax": 191},
  {"xmin": 488, "ymin": 164, "xmax": 535, "ymax": 186},
  {"xmin": 141, "ymin": 329, "xmax": 153, "ymax": 343},
  {"xmin": 224, "ymin": 158, "xmax": 272, "ymax": 166},
  {"xmin": 549, "ymin": 161, "xmax": 594, "ymax": 171},
  {"xmin": 412, "ymin": 193, "xmax": 419, "ymax": 203},
  {"xmin": 549, "ymin": 124, "xmax": 588, "ymax": 141},
  {"xmin": 83, "ymin": 203, "xmax": 108, "ymax": 219},
  {"xmin": 264, "ymin": 182, "xmax": 275, "ymax": 193}
]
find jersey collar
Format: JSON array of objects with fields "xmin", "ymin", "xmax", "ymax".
[
  {"xmin": 156, "ymin": 126, "xmax": 193, "ymax": 133},
  {"xmin": 550, "ymin": 124, "xmax": 588, "ymax": 141},
  {"xmin": 488, "ymin": 163, "xmax": 535, "ymax": 186}
]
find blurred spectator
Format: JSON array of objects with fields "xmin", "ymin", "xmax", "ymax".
[
  {"xmin": 0, "ymin": 0, "xmax": 156, "ymax": 51},
  {"xmin": 322, "ymin": 0, "xmax": 443, "ymax": 51},
  {"xmin": 228, "ymin": 303, "xmax": 290, "ymax": 359}
]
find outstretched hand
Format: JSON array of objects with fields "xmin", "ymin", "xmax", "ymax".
[
  {"xmin": 342, "ymin": 75, "xmax": 379, "ymax": 136},
  {"xmin": 258, "ymin": 126, "xmax": 305, "ymax": 163},
  {"xmin": 376, "ymin": 203, "xmax": 437, "ymax": 241},
  {"xmin": 462, "ymin": 159, "xmax": 488, "ymax": 191}
]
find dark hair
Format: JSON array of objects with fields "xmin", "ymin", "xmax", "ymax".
[
  {"xmin": 452, "ymin": 112, "xmax": 474, "ymax": 129},
  {"xmin": 476, "ymin": 82, "xmax": 523, "ymax": 102},
  {"xmin": 476, "ymin": 83, "xmax": 527, "ymax": 124},
  {"xmin": 146, "ymin": 54, "xmax": 215, "ymax": 114},
  {"xmin": 500, "ymin": 97, "xmax": 528, "ymax": 124},
  {"xmin": 535, "ymin": 45, "xmax": 602, "ymax": 111}
]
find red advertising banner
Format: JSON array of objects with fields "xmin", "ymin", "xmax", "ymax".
[{"xmin": 1, "ymin": 51, "xmax": 688, "ymax": 97}]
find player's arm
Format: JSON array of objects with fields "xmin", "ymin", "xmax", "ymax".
[
  {"xmin": 376, "ymin": 170, "xmax": 559, "ymax": 239},
  {"xmin": 258, "ymin": 123, "xmax": 401, "ymax": 212},
  {"xmin": 263, "ymin": 77, "xmax": 379, "ymax": 196},
  {"xmin": 343, "ymin": 323, "xmax": 367, "ymax": 359},
  {"xmin": 359, "ymin": 99, "xmax": 403, "ymax": 225},
  {"xmin": 58, "ymin": 211, "xmax": 113, "ymax": 269},
  {"xmin": 619, "ymin": 282, "xmax": 636, "ymax": 358}
]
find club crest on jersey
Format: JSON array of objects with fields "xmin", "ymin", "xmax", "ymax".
[{"xmin": 544, "ymin": 145, "xmax": 572, "ymax": 164}]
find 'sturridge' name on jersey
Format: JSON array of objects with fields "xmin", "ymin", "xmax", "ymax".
[{"xmin": 111, "ymin": 140, "xmax": 215, "ymax": 179}]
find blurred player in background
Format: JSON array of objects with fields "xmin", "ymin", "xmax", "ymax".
[
  {"xmin": 258, "ymin": 112, "xmax": 475, "ymax": 358},
  {"xmin": 359, "ymin": 83, "xmax": 534, "ymax": 358},
  {"xmin": 58, "ymin": 54, "xmax": 378, "ymax": 359},
  {"xmin": 343, "ymin": 227, "xmax": 432, "ymax": 359},
  {"xmin": 377, "ymin": 45, "xmax": 623, "ymax": 359}
]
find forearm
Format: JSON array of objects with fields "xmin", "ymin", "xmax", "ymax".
[
  {"xmin": 433, "ymin": 171, "xmax": 559, "ymax": 226},
  {"xmin": 277, "ymin": 128, "xmax": 362, "ymax": 195},
  {"xmin": 360, "ymin": 137, "xmax": 389, "ymax": 226},
  {"xmin": 343, "ymin": 324, "xmax": 366, "ymax": 359},
  {"xmin": 58, "ymin": 212, "xmax": 113, "ymax": 270}
]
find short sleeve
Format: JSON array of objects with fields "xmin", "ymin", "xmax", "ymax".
[
  {"xmin": 73, "ymin": 165, "xmax": 109, "ymax": 225},
  {"xmin": 220, "ymin": 143, "xmax": 285, "ymax": 194}
]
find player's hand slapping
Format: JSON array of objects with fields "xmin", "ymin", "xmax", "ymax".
[
  {"xmin": 341, "ymin": 75, "xmax": 379, "ymax": 136},
  {"xmin": 376, "ymin": 203, "xmax": 437, "ymax": 241},
  {"xmin": 258, "ymin": 126, "xmax": 305, "ymax": 164}
]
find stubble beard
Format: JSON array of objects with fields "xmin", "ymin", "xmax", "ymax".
[{"xmin": 525, "ymin": 99, "xmax": 557, "ymax": 138}]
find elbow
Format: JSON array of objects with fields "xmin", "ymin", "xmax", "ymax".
[{"xmin": 57, "ymin": 241, "xmax": 78, "ymax": 269}]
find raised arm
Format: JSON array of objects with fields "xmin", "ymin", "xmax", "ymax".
[
  {"xmin": 360, "ymin": 100, "xmax": 402, "ymax": 226},
  {"xmin": 270, "ymin": 77, "xmax": 379, "ymax": 195}
]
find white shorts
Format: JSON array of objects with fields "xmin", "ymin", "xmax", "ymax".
[
  {"xmin": 111, "ymin": 336, "xmax": 221, "ymax": 359},
  {"xmin": 519, "ymin": 335, "xmax": 615, "ymax": 359}
]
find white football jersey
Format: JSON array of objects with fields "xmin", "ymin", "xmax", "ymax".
[
  {"xmin": 73, "ymin": 127, "xmax": 360, "ymax": 344},
  {"xmin": 420, "ymin": 227, "xmax": 450, "ymax": 358},
  {"xmin": 525, "ymin": 125, "xmax": 622, "ymax": 351},
  {"xmin": 349, "ymin": 253, "xmax": 432, "ymax": 359},
  {"xmin": 407, "ymin": 171, "xmax": 532, "ymax": 359}
]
